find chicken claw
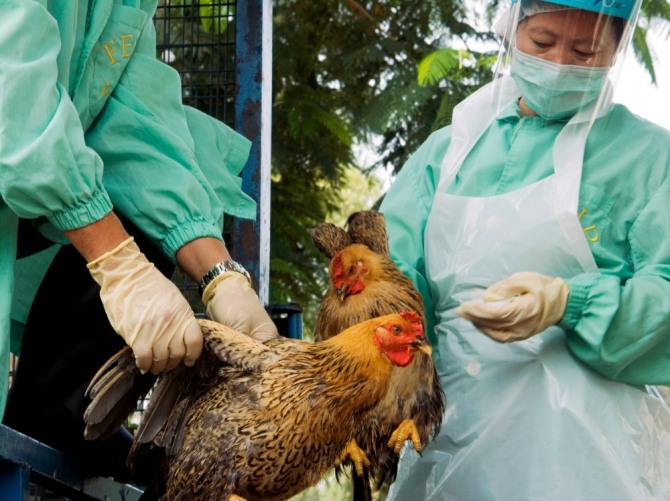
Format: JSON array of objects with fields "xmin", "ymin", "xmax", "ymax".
[
  {"xmin": 340, "ymin": 438, "xmax": 371, "ymax": 476},
  {"xmin": 387, "ymin": 418, "xmax": 422, "ymax": 454}
]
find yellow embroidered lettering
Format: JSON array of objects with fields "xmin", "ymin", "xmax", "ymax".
[
  {"xmin": 102, "ymin": 40, "xmax": 118, "ymax": 64},
  {"xmin": 583, "ymin": 225, "xmax": 600, "ymax": 243},
  {"xmin": 120, "ymin": 34, "xmax": 134, "ymax": 58},
  {"xmin": 578, "ymin": 207, "xmax": 599, "ymax": 242},
  {"xmin": 101, "ymin": 81, "xmax": 111, "ymax": 97}
]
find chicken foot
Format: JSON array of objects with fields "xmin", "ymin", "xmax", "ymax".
[
  {"xmin": 339, "ymin": 438, "xmax": 371, "ymax": 476},
  {"xmin": 387, "ymin": 418, "xmax": 423, "ymax": 454}
]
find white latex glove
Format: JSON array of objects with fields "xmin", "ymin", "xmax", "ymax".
[
  {"xmin": 202, "ymin": 272, "xmax": 279, "ymax": 341},
  {"xmin": 87, "ymin": 237, "xmax": 203, "ymax": 374},
  {"xmin": 456, "ymin": 271, "xmax": 569, "ymax": 343}
]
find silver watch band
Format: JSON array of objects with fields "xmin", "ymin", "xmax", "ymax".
[{"xmin": 198, "ymin": 260, "xmax": 252, "ymax": 296}]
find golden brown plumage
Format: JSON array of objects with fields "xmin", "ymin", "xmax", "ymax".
[
  {"xmin": 84, "ymin": 315, "xmax": 429, "ymax": 501},
  {"xmin": 315, "ymin": 243, "xmax": 425, "ymax": 340},
  {"xmin": 311, "ymin": 210, "xmax": 445, "ymax": 499}
]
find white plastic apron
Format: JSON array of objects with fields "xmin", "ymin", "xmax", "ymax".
[{"xmin": 388, "ymin": 77, "xmax": 670, "ymax": 501}]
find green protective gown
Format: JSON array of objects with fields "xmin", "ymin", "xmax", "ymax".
[
  {"xmin": 382, "ymin": 101, "xmax": 670, "ymax": 385},
  {"xmin": 0, "ymin": 0, "xmax": 257, "ymax": 418},
  {"xmin": 381, "ymin": 100, "xmax": 670, "ymax": 499}
]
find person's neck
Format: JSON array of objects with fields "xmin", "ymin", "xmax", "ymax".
[{"xmin": 518, "ymin": 97, "xmax": 537, "ymax": 118}]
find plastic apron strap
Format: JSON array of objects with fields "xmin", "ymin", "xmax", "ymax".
[
  {"xmin": 438, "ymin": 76, "xmax": 520, "ymax": 192},
  {"xmin": 553, "ymin": 79, "xmax": 614, "ymax": 211},
  {"xmin": 551, "ymin": 81, "xmax": 613, "ymax": 273}
]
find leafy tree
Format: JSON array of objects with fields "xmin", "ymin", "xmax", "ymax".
[
  {"xmin": 270, "ymin": 0, "xmax": 499, "ymax": 330},
  {"xmin": 633, "ymin": 0, "xmax": 670, "ymax": 84}
]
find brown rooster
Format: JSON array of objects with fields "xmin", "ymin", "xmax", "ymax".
[
  {"xmin": 311, "ymin": 210, "xmax": 445, "ymax": 500},
  {"xmin": 84, "ymin": 314, "xmax": 430, "ymax": 501}
]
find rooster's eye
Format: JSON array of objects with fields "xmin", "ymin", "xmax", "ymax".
[{"xmin": 391, "ymin": 325, "xmax": 402, "ymax": 335}]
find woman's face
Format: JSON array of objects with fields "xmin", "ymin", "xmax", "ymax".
[{"xmin": 515, "ymin": 9, "xmax": 619, "ymax": 67}]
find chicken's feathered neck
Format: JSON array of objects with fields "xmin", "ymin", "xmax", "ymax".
[{"xmin": 310, "ymin": 329, "xmax": 394, "ymax": 408}]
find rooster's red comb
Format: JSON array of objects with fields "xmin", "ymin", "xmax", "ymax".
[{"xmin": 399, "ymin": 311, "xmax": 424, "ymax": 336}]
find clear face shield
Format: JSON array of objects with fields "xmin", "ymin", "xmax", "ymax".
[{"xmin": 491, "ymin": 0, "xmax": 643, "ymax": 123}]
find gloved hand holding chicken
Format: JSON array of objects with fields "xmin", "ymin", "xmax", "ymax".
[
  {"xmin": 87, "ymin": 237, "xmax": 203, "ymax": 375},
  {"xmin": 456, "ymin": 271, "xmax": 569, "ymax": 342},
  {"xmin": 202, "ymin": 272, "xmax": 279, "ymax": 342}
]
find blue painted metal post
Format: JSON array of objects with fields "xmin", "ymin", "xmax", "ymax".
[
  {"xmin": 0, "ymin": 461, "xmax": 29, "ymax": 501},
  {"xmin": 234, "ymin": 0, "xmax": 272, "ymax": 304},
  {"xmin": 265, "ymin": 303, "xmax": 303, "ymax": 339}
]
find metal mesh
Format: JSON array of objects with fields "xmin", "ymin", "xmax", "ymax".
[
  {"xmin": 153, "ymin": 1, "xmax": 239, "ymax": 306},
  {"xmin": 154, "ymin": 0, "xmax": 238, "ymax": 126}
]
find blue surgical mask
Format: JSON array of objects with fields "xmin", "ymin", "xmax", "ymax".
[{"xmin": 510, "ymin": 49, "xmax": 610, "ymax": 121}]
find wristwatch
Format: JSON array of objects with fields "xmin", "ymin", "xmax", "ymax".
[{"xmin": 198, "ymin": 260, "xmax": 252, "ymax": 296}]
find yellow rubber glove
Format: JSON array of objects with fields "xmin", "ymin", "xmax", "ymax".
[
  {"xmin": 456, "ymin": 272, "xmax": 569, "ymax": 343},
  {"xmin": 87, "ymin": 237, "xmax": 203, "ymax": 374},
  {"xmin": 202, "ymin": 272, "xmax": 279, "ymax": 342}
]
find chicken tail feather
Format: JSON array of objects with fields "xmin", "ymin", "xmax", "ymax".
[
  {"xmin": 83, "ymin": 347, "xmax": 156, "ymax": 440},
  {"xmin": 133, "ymin": 370, "xmax": 184, "ymax": 447}
]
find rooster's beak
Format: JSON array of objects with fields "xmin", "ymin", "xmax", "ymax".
[
  {"xmin": 336, "ymin": 285, "xmax": 349, "ymax": 302},
  {"xmin": 411, "ymin": 337, "xmax": 432, "ymax": 357}
]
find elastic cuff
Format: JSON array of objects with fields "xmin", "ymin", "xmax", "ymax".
[
  {"xmin": 161, "ymin": 219, "xmax": 224, "ymax": 261},
  {"xmin": 559, "ymin": 279, "xmax": 589, "ymax": 330},
  {"xmin": 48, "ymin": 190, "xmax": 114, "ymax": 231}
]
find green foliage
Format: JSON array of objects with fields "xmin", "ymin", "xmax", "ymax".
[
  {"xmin": 418, "ymin": 48, "xmax": 472, "ymax": 86},
  {"xmin": 632, "ymin": 0, "xmax": 670, "ymax": 86},
  {"xmin": 269, "ymin": 0, "xmax": 499, "ymax": 330},
  {"xmin": 640, "ymin": 0, "xmax": 670, "ymax": 24},
  {"xmin": 199, "ymin": 0, "xmax": 232, "ymax": 34},
  {"xmin": 288, "ymin": 468, "xmax": 389, "ymax": 501},
  {"xmin": 632, "ymin": 25, "xmax": 657, "ymax": 83},
  {"xmin": 155, "ymin": 0, "xmax": 237, "ymax": 122},
  {"xmin": 289, "ymin": 471, "xmax": 353, "ymax": 501}
]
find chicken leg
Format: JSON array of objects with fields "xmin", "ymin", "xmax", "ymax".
[
  {"xmin": 340, "ymin": 438, "xmax": 371, "ymax": 476},
  {"xmin": 387, "ymin": 418, "xmax": 423, "ymax": 454}
]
